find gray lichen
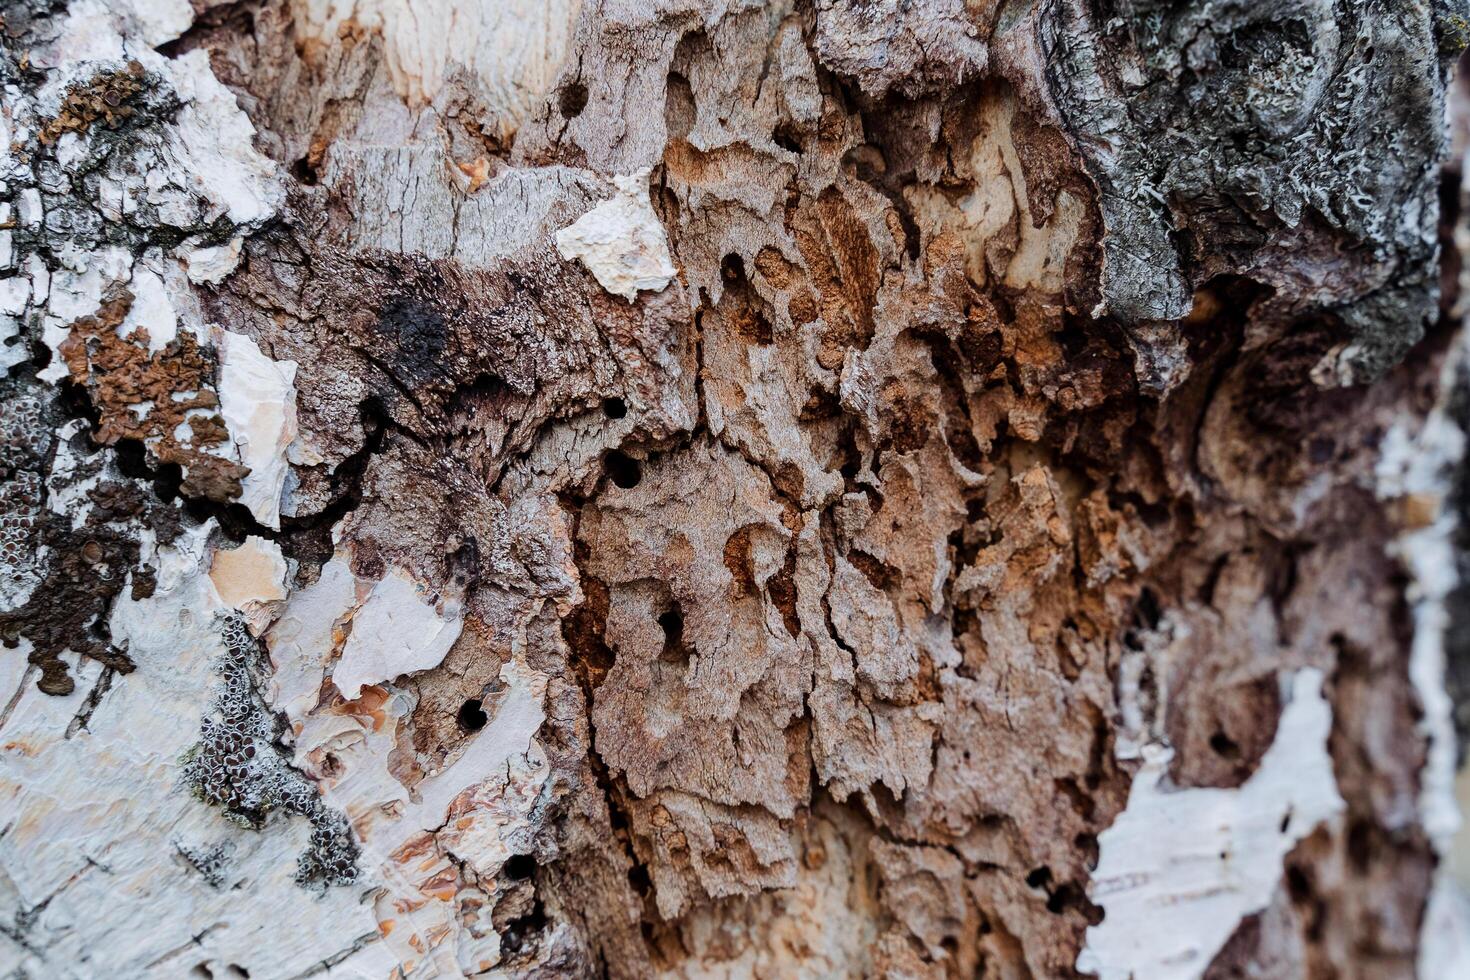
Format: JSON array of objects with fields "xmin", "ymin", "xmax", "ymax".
[
  {"xmin": 1046, "ymin": 0, "xmax": 1468, "ymax": 379},
  {"xmin": 182, "ymin": 614, "xmax": 359, "ymax": 889},
  {"xmin": 175, "ymin": 840, "xmax": 235, "ymax": 889},
  {"xmin": 6, "ymin": 61, "xmax": 207, "ymax": 265}
]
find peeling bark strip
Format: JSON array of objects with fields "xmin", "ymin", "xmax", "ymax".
[{"xmin": 3, "ymin": 0, "xmax": 1470, "ymax": 976}]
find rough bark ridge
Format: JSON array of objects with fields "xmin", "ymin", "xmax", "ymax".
[{"xmin": 3, "ymin": 1, "xmax": 1470, "ymax": 977}]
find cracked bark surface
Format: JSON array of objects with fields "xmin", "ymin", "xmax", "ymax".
[{"xmin": 5, "ymin": 1, "xmax": 1470, "ymax": 977}]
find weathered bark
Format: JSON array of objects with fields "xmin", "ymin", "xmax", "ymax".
[{"xmin": 3, "ymin": 1, "xmax": 1470, "ymax": 977}]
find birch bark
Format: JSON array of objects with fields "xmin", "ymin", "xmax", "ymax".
[{"xmin": 3, "ymin": 2, "xmax": 1470, "ymax": 978}]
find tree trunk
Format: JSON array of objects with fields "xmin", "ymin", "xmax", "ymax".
[{"xmin": 4, "ymin": 1, "xmax": 1470, "ymax": 977}]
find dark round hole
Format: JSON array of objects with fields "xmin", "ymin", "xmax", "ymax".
[
  {"xmin": 658, "ymin": 608, "xmax": 683, "ymax": 644},
  {"xmin": 627, "ymin": 862, "xmax": 652, "ymax": 896},
  {"xmin": 457, "ymin": 698, "xmax": 488, "ymax": 732},
  {"xmin": 1209, "ymin": 731, "xmax": 1240, "ymax": 759},
  {"xmin": 113, "ymin": 437, "xmax": 150, "ymax": 480},
  {"xmin": 1025, "ymin": 866, "xmax": 1051, "ymax": 890},
  {"xmin": 559, "ymin": 82, "xmax": 588, "ymax": 118},
  {"xmin": 154, "ymin": 461, "xmax": 184, "ymax": 502},
  {"xmin": 290, "ymin": 155, "xmax": 318, "ymax": 186},
  {"xmin": 657, "ymin": 605, "xmax": 691, "ymax": 665},
  {"xmin": 602, "ymin": 396, "xmax": 627, "ymax": 420},
  {"xmin": 773, "ymin": 121, "xmax": 803, "ymax": 154},
  {"xmin": 605, "ymin": 450, "xmax": 641, "ymax": 489},
  {"xmin": 503, "ymin": 853, "xmax": 536, "ymax": 880},
  {"xmin": 720, "ymin": 252, "xmax": 746, "ymax": 284}
]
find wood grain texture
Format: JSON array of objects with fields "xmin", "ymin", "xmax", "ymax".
[{"xmin": 2, "ymin": 1, "xmax": 1470, "ymax": 977}]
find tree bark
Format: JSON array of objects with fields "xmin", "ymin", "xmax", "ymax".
[{"xmin": 3, "ymin": 1, "xmax": 1470, "ymax": 977}]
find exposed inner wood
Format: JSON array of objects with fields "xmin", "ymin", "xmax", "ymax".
[{"xmin": 2, "ymin": 1, "xmax": 1470, "ymax": 977}]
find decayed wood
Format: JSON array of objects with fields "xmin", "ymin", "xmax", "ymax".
[{"xmin": 3, "ymin": 1, "xmax": 1470, "ymax": 977}]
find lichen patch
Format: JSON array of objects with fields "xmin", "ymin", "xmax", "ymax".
[
  {"xmin": 58, "ymin": 288, "xmax": 247, "ymax": 503},
  {"xmin": 36, "ymin": 60, "xmax": 148, "ymax": 145}
]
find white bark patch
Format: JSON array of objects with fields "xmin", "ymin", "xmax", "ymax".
[
  {"xmin": 1077, "ymin": 668, "xmax": 1345, "ymax": 980},
  {"xmin": 1372, "ymin": 333, "xmax": 1470, "ymax": 975},
  {"xmin": 266, "ymin": 551, "xmax": 465, "ymax": 706},
  {"xmin": 31, "ymin": 9, "xmax": 281, "ymax": 234},
  {"xmin": 118, "ymin": 263, "xmax": 179, "ymax": 351},
  {"xmin": 1, "ymin": 524, "xmax": 383, "ymax": 976},
  {"xmin": 332, "ymin": 568, "xmax": 464, "ymax": 700},
  {"xmin": 164, "ymin": 51, "xmax": 282, "ymax": 229},
  {"xmin": 184, "ymin": 236, "xmax": 244, "ymax": 285},
  {"xmin": 264, "ymin": 553, "xmax": 359, "ymax": 727},
  {"xmin": 0, "ymin": 292, "xmax": 27, "ymax": 372},
  {"xmin": 263, "ymin": 556, "xmax": 547, "ymax": 973},
  {"xmin": 1374, "ymin": 363, "xmax": 1467, "ymax": 852},
  {"xmin": 1422, "ymin": 875, "xmax": 1470, "ymax": 978},
  {"xmin": 555, "ymin": 171, "xmax": 678, "ymax": 301},
  {"xmin": 217, "ymin": 330, "xmax": 298, "ymax": 529},
  {"xmin": 3, "ymin": 519, "xmax": 539, "ymax": 974}
]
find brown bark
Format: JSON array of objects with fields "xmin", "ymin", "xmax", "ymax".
[{"xmin": 3, "ymin": 1, "xmax": 1470, "ymax": 977}]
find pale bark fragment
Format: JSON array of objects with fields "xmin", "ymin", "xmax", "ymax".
[{"xmin": 554, "ymin": 171, "xmax": 678, "ymax": 301}]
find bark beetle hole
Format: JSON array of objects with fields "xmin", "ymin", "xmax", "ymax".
[
  {"xmin": 658, "ymin": 605, "xmax": 689, "ymax": 664},
  {"xmin": 665, "ymin": 72, "xmax": 696, "ymax": 138},
  {"xmin": 664, "ymin": 608, "xmax": 685, "ymax": 646},
  {"xmin": 1286, "ymin": 864, "xmax": 1312, "ymax": 902},
  {"xmin": 602, "ymin": 396, "xmax": 627, "ymax": 419},
  {"xmin": 154, "ymin": 461, "xmax": 184, "ymax": 502},
  {"xmin": 1025, "ymin": 866, "xmax": 1052, "ymax": 890},
  {"xmin": 1134, "ymin": 587, "xmax": 1162, "ymax": 630},
  {"xmin": 1075, "ymin": 832, "xmax": 1100, "ymax": 870},
  {"xmin": 457, "ymin": 698, "xmax": 488, "ymax": 732},
  {"xmin": 290, "ymin": 155, "xmax": 319, "ymax": 185},
  {"xmin": 500, "ymin": 899, "xmax": 547, "ymax": 955},
  {"xmin": 1209, "ymin": 730, "xmax": 1241, "ymax": 759},
  {"xmin": 504, "ymin": 853, "xmax": 536, "ymax": 880},
  {"xmin": 773, "ymin": 121, "xmax": 803, "ymax": 153},
  {"xmin": 605, "ymin": 450, "xmax": 641, "ymax": 489},
  {"xmin": 627, "ymin": 861, "xmax": 653, "ymax": 896},
  {"xmin": 1347, "ymin": 818, "xmax": 1376, "ymax": 871},
  {"xmin": 659, "ymin": 608, "xmax": 683, "ymax": 642},
  {"xmin": 113, "ymin": 437, "xmax": 150, "ymax": 480},
  {"xmin": 559, "ymin": 81, "xmax": 588, "ymax": 118},
  {"xmin": 721, "ymin": 252, "xmax": 747, "ymax": 284}
]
